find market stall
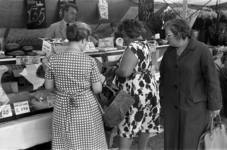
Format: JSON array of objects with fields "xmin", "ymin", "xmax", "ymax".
[
  {"xmin": 0, "ymin": 0, "xmax": 172, "ymax": 149},
  {"xmin": 0, "ymin": 45, "xmax": 167, "ymax": 149}
]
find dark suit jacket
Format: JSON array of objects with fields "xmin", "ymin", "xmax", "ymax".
[
  {"xmin": 45, "ymin": 20, "xmax": 67, "ymax": 40},
  {"xmin": 159, "ymin": 37, "xmax": 222, "ymax": 149}
]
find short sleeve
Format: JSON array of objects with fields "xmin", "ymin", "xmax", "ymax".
[
  {"xmin": 45, "ymin": 57, "xmax": 54, "ymax": 80},
  {"xmin": 90, "ymin": 58, "xmax": 101, "ymax": 83},
  {"xmin": 128, "ymin": 42, "xmax": 139, "ymax": 59}
]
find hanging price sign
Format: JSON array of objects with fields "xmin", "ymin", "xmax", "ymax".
[
  {"xmin": 14, "ymin": 101, "xmax": 30, "ymax": 115},
  {"xmin": 26, "ymin": 0, "xmax": 46, "ymax": 29},
  {"xmin": 138, "ymin": 0, "xmax": 154, "ymax": 21},
  {"xmin": 0, "ymin": 104, "xmax": 13, "ymax": 119}
]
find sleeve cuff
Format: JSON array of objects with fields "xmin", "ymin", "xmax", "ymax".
[{"xmin": 208, "ymin": 101, "xmax": 222, "ymax": 111}]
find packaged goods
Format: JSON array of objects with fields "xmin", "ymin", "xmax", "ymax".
[
  {"xmin": 41, "ymin": 38, "xmax": 68, "ymax": 57},
  {"xmin": 26, "ymin": 52, "xmax": 37, "ymax": 56},
  {"xmin": 30, "ymin": 98, "xmax": 49, "ymax": 110},
  {"xmin": 9, "ymin": 50, "xmax": 25, "ymax": 56},
  {"xmin": 32, "ymin": 50, "xmax": 46, "ymax": 56},
  {"xmin": 22, "ymin": 46, "xmax": 33, "ymax": 52},
  {"xmin": 5, "ymin": 43, "xmax": 20, "ymax": 52},
  {"xmin": 30, "ymin": 89, "xmax": 56, "ymax": 110}
]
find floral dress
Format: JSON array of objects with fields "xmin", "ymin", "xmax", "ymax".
[
  {"xmin": 115, "ymin": 40, "xmax": 161, "ymax": 138},
  {"xmin": 45, "ymin": 52, "xmax": 108, "ymax": 150}
]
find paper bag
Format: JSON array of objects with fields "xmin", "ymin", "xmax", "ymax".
[{"xmin": 97, "ymin": 0, "xmax": 108, "ymax": 20}]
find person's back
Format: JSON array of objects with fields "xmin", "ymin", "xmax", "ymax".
[
  {"xmin": 44, "ymin": 21, "xmax": 107, "ymax": 150},
  {"xmin": 48, "ymin": 52, "xmax": 97, "ymax": 94}
]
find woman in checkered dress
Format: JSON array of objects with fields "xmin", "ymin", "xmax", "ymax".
[{"xmin": 44, "ymin": 22, "xmax": 107, "ymax": 150}]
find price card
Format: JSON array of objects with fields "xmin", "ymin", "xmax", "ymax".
[
  {"xmin": 0, "ymin": 104, "xmax": 13, "ymax": 119},
  {"xmin": 26, "ymin": 0, "xmax": 46, "ymax": 29},
  {"xmin": 16, "ymin": 56, "xmax": 40, "ymax": 65},
  {"xmin": 47, "ymin": 95, "xmax": 55, "ymax": 108},
  {"xmin": 14, "ymin": 101, "xmax": 30, "ymax": 115}
]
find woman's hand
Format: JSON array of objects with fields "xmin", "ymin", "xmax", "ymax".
[
  {"xmin": 103, "ymin": 66, "xmax": 117, "ymax": 77},
  {"xmin": 211, "ymin": 110, "xmax": 221, "ymax": 117},
  {"xmin": 42, "ymin": 56, "xmax": 49, "ymax": 71}
]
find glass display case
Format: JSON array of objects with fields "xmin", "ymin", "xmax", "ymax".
[
  {"xmin": 0, "ymin": 50, "xmax": 125, "ymax": 123},
  {"xmin": 0, "ymin": 45, "xmax": 168, "ymax": 124}
]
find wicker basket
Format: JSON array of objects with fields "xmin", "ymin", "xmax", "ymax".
[{"xmin": 97, "ymin": 85, "xmax": 135, "ymax": 127}]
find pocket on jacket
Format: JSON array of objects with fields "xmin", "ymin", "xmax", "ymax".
[{"xmin": 190, "ymin": 95, "xmax": 207, "ymax": 103}]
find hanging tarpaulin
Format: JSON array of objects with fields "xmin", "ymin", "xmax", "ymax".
[
  {"xmin": 58, "ymin": 0, "xmax": 76, "ymax": 21},
  {"xmin": 26, "ymin": 0, "xmax": 47, "ymax": 29},
  {"xmin": 97, "ymin": 0, "xmax": 109, "ymax": 20},
  {"xmin": 139, "ymin": 0, "xmax": 154, "ymax": 21}
]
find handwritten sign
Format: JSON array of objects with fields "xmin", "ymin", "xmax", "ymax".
[
  {"xmin": 14, "ymin": 101, "xmax": 30, "ymax": 115},
  {"xmin": 138, "ymin": 0, "xmax": 154, "ymax": 21},
  {"xmin": 26, "ymin": 0, "xmax": 46, "ymax": 29},
  {"xmin": 42, "ymin": 40, "xmax": 52, "ymax": 57},
  {"xmin": 98, "ymin": 37, "xmax": 114, "ymax": 48},
  {"xmin": 58, "ymin": 0, "xmax": 76, "ymax": 21},
  {"xmin": 0, "ymin": 104, "xmax": 13, "ymax": 119},
  {"xmin": 16, "ymin": 56, "xmax": 40, "ymax": 65}
]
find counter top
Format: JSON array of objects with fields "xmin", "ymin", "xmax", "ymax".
[
  {"xmin": 0, "ymin": 50, "xmax": 125, "ymax": 62},
  {"xmin": 0, "ymin": 45, "xmax": 168, "ymax": 63}
]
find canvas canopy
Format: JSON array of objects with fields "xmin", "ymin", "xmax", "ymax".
[
  {"xmin": 154, "ymin": 0, "xmax": 227, "ymax": 6},
  {"xmin": 0, "ymin": 0, "xmax": 226, "ymax": 41}
]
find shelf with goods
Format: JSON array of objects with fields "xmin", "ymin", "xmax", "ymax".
[
  {"xmin": 0, "ymin": 49, "xmax": 126, "ymax": 150},
  {"xmin": 0, "ymin": 45, "xmax": 168, "ymax": 149},
  {"xmin": 0, "ymin": 49, "xmax": 126, "ymax": 123},
  {"xmin": 0, "ymin": 45, "xmax": 168, "ymax": 123}
]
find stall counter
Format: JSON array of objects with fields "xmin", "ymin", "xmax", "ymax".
[{"xmin": 0, "ymin": 45, "xmax": 168, "ymax": 149}]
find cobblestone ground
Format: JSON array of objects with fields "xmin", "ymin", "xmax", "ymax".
[
  {"xmin": 111, "ymin": 114, "xmax": 227, "ymax": 150},
  {"xmin": 30, "ymin": 114, "xmax": 227, "ymax": 150},
  {"xmin": 112, "ymin": 132, "xmax": 164, "ymax": 150}
]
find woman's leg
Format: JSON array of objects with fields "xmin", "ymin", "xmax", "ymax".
[
  {"xmin": 137, "ymin": 132, "xmax": 150, "ymax": 150},
  {"xmin": 119, "ymin": 136, "xmax": 133, "ymax": 150},
  {"xmin": 105, "ymin": 131, "xmax": 112, "ymax": 148}
]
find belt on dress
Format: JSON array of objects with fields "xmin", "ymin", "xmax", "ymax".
[
  {"xmin": 58, "ymin": 88, "xmax": 90, "ymax": 106},
  {"xmin": 57, "ymin": 88, "xmax": 90, "ymax": 132}
]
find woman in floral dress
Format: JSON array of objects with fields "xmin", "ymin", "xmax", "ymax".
[
  {"xmin": 105, "ymin": 19, "xmax": 161, "ymax": 150},
  {"xmin": 44, "ymin": 21, "xmax": 107, "ymax": 150}
]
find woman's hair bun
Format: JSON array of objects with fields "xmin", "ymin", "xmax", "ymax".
[
  {"xmin": 66, "ymin": 22, "xmax": 91, "ymax": 42},
  {"xmin": 66, "ymin": 25, "xmax": 78, "ymax": 41}
]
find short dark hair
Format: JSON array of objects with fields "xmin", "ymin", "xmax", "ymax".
[
  {"xmin": 164, "ymin": 18, "xmax": 191, "ymax": 40},
  {"xmin": 110, "ymin": 18, "xmax": 121, "ymax": 28},
  {"xmin": 118, "ymin": 19, "xmax": 146, "ymax": 39},
  {"xmin": 66, "ymin": 21, "xmax": 91, "ymax": 42},
  {"xmin": 62, "ymin": 3, "xmax": 78, "ymax": 12}
]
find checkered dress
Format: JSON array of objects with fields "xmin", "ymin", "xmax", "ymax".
[{"xmin": 45, "ymin": 52, "xmax": 107, "ymax": 150}]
